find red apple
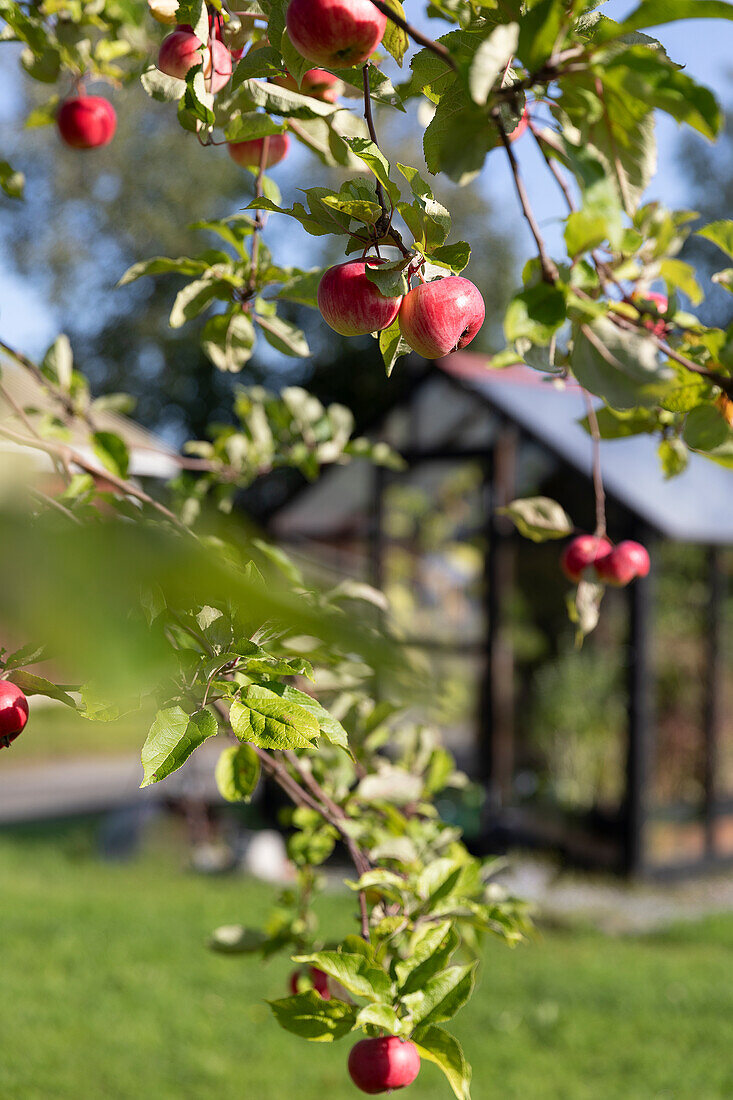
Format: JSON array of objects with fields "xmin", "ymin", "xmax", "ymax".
[
  {"xmin": 157, "ymin": 30, "xmax": 232, "ymax": 93},
  {"xmin": 228, "ymin": 132, "xmax": 290, "ymax": 168},
  {"xmin": 560, "ymin": 534, "xmax": 613, "ymax": 583},
  {"xmin": 348, "ymin": 1037, "xmax": 420, "ymax": 1095},
  {"xmin": 398, "ymin": 277, "xmax": 485, "ymax": 359},
  {"xmin": 595, "ymin": 541, "xmax": 651, "ymax": 586},
  {"xmin": 57, "ymin": 96, "xmax": 117, "ymax": 150},
  {"xmin": 317, "ymin": 260, "xmax": 402, "ymax": 337},
  {"xmin": 0, "ymin": 681, "xmax": 29, "ymax": 748},
  {"xmin": 272, "ymin": 68, "xmax": 343, "ymax": 103},
  {"xmin": 288, "ymin": 966, "xmax": 331, "ymax": 998},
  {"xmin": 286, "ymin": 0, "xmax": 386, "ymax": 69},
  {"xmin": 632, "ymin": 290, "xmax": 669, "ymax": 338}
]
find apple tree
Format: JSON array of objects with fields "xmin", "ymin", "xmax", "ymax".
[{"xmin": 1, "ymin": 0, "xmax": 733, "ymax": 1093}]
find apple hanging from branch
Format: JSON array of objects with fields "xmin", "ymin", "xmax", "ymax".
[
  {"xmin": 285, "ymin": 0, "xmax": 387, "ymax": 68},
  {"xmin": 228, "ymin": 133, "xmax": 290, "ymax": 168},
  {"xmin": 57, "ymin": 95, "xmax": 117, "ymax": 149},
  {"xmin": 398, "ymin": 277, "xmax": 485, "ymax": 358},
  {"xmin": 317, "ymin": 260, "xmax": 403, "ymax": 337},
  {"xmin": 0, "ymin": 681, "xmax": 29, "ymax": 748},
  {"xmin": 157, "ymin": 29, "xmax": 232, "ymax": 94},
  {"xmin": 348, "ymin": 1037, "xmax": 421, "ymax": 1095}
]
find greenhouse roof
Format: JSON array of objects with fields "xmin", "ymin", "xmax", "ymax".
[{"xmin": 442, "ymin": 354, "xmax": 733, "ymax": 545}]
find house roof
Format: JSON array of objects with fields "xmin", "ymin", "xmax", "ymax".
[
  {"xmin": 272, "ymin": 352, "xmax": 733, "ymax": 546},
  {"xmin": 0, "ymin": 364, "xmax": 180, "ymax": 479}
]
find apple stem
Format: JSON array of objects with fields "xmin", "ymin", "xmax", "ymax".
[
  {"xmin": 361, "ymin": 63, "xmax": 410, "ymax": 259},
  {"xmin": 581, "ymin": 387, "xmax": 607, "ymax": 539}
]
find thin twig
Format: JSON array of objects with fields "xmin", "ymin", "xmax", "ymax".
[
  {"xmin": 493, "ymin": 108, "xmax": 559, "ymax": 284},
  {"xmin": 581, "ymin": 388, "xmax": 606, "ymax": 538},
  {"xmin": 362, "ymin": 64, "xmax": 410, "ymax": 259},
  {"xmin": 0, "ymin": 422, "xmax": 189, "ymax": 533},
  {"xmin": 528, "ymin": 121, "xmax": 575, "ymax": 212},
  {"xmin": 367, "ymin": 0, "xmax": 457, "ymax": 71}
]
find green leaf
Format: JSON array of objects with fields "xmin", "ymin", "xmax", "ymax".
[
  {"xmin": 605, "ymin": 46, "xmax": 720, "ymax": 141},
  {"xmin": 469, "ymin": 23, "xmax": 519, "ymax": 105},
  {"xmin": 140, "ymin": 65, "xmax": 186, "ymax": 103},
  {"xmin": 92, "ymin": 431, "xmax": 129, "ymax": 479},
  {"xmin": 7, "ymin": 670, "xmax": 76, "ymax": 708},
  {"xmin": 344, "ymin": 138, "xmax": 400, "ymax": 205},
  {"xmin": 396, "ymin": 922, "xmax": 460, "ymax": 995},
  {"xmin": 712, "ymin": 268, "xmax": 733, "ymax": 294},
  {"xmin": 565, "ymin": 210, "xmax": 613, "ymax": 257},
  {"xmin": 683, "ymin": 405, "xmax": 731, "ymax": 452},
  {"xmin": 402, "ymin": 963, "xmax": 477, "ymax": 1027},
  {"xmin": 215, "ymin": 743, "xmax": 261, "ymax": 802},
  {"xmin": 229, "ymin": 685, "xmax": 319, "ymax": 749},
  {"xmin": 201, "ymin": 311, "xmax": 255, "ymax": 372},
  {"xmin": 697, "ymin": 220, "xmax": 733, "ymax": 261},
  {"xmin": 269, "ymin": 992, "xmax": 357, "ymax": 1042},
  {"xmin": 117, "ymin": 257, "xmax": 209, "ymax": 287},
  {"xmin": 169, "ymin": 279, "xmax": 222, "ymax": 329},
  {"xmin": 276, "ymin": 270, "xmax": 322, "ymax": 308},
  {"xmin": 658, "ymin": 437, "xmax": 688, "ymax": 479},
  {"xmin": 518, "ymin": 0, "xmax": 565, "ymax": 70},
  {"xmin": 41, "ymin": 334, "xmax": 73, "ymax": 389},
  {"xmin": 295, "ymin": 951, "xmax": 393, "ymax": 1003},
  {"xmin": 608, "ymin": 0, "xmax": 733, "ymax": 38},
  {"xmin": 379, "ymin": 316, "xmax": 412, "ymax": 378},
  {"xmin": 497, "ymin": 496, "xmax": 574, "ymax": 542},
  {"xmin": 413, "ymin": 1026, "xmax": 472, "ymax": 1100},
  {"xmin": 224, "ymin": 112, "xmax": 287, "ymax": 142},
  {"xmin": 381, "ymin": 0, "xmax": 409, "ymax": 65},
  {"xmin": 423, "ymin": 85, "xmax": 494, "ymax": 185},
  {"xmin": 3, "ymin": 642, "xmax": 46, "ymax": 670},
  {"xmin": 140, "ymin": 706, "xmax": 218, "ymax": 787},
  {"xmin": 504, "ymin": 284, "xmax": 566, "ymax": 346},
  {"xmin": 355, "ymin": 1003, "xmax": 403, "ymax": 1033},
  {"xmin": 364, "ymin": 258, "xmax": 410, "ymax": 298},
  {"xmin": 430, "ymin": 242, "xmax": 471, "ymax": 274},
  {"xmin": 255, "ymin": 312, "xmax": 311, "ymax": 357},
  {"xmin": 0, "ymin": 160, "xmax": 24, "ymax": 200},
  {"xmin": 267, "ymin": 684, "xmax": 350, "ymax": 751},
  {"xmin": 571, "ymin": 317, "xmax": 672, "ymax": 408},
  {"xmin": 659, "ymin": 259, "xmax": 703, "ymax": 305}
]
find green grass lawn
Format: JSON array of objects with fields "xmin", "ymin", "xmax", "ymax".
[{"xmin": 3, "ymin": 823, "xmax": 733, "ymax": 1099}]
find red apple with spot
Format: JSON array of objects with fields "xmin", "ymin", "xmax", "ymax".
[
  {"xmin": 318, "ymin": 260, "xmax": 402, "ymax": 337},
  {"xmin": 560, "ymin": 534, "xmax": 613, "ymax": 583},
  {"xmin": 228, "ymin": 132, "xmax": 290, "ymax": 168},
  {"xmin": 398, "ymin": 277, "xmax": 485, "ymax": 359},
  {"xmin": 288, "ymin": 966, "xmax": 331, "ymax": 998},
  {"xmin": 0, "ymin": 681, "xmax": 29, "ymax": 748},
  {"xmin": 272, "ymin": 68, "xmax": 343, "ymax": 103},
  {"xmin": 157, "ymin": 29, "xmax": 232, "ymax": 93},
  {"xmin": 595, "ymin": 541, "xmax": 650, "ymax": 587},
  {"xmin": 286, "ymin": 0, "xmax": 386, "ymax": 69},
  {"xmin": 57, "ymin": 95, "xmax": 117, "ymax": 150},
  {"xmin": 348, "ymin": 1037, "xmax": 420, "ymax": 1095}
]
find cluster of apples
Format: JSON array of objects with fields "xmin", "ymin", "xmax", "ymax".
[
  {"xmin": 0, "ymin": 681, "xmax": 29, "ymax": 749},
  {"xmin": 561, "ymin": 534, "xmax": 651, "ymax": 587},
  {"xmin": 318, "ymin": 261, "xmax": 486, "ymax": 359}
]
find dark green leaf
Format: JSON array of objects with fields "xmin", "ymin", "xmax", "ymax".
[{"xmin": 140, "ymin": 706, "xmax": 218, "ymax": 787}]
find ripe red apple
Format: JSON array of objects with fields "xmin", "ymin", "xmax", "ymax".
[
  {"xmin": 228, "ymin": 132, "xmax": 290, "ymax": 168},
  {"xmin": 595, "ymin": 541, "xmax": 650, "ymax": 587},
  {"xmin": 348, "ymin": 1037, "xmax": 420, "ymax": 1095},
  {"xmin": 272, "ymin": 68, "xmax": 343, "ymax": 103},
  {"xmin": 560, "ymin": 534, "xmax": 613, "ymax": 583},
  {"xmin": 398, "ymin": 277, "xmax": 485, "ymax": 359},
  {"xmin": 317, "ymin": 260, "xmax": 402, "ymax": 337},
  {"xmin": 288, "ymin": 966, "xmax": 331, "ymax": 998},
  {"xmin": 157, "ymin": 30, "xmax": 232, "ymax": 93},
  {"xmin": 57, "ymin": 95, "xmax": 117, "ymax": 150},
  {"xmin": 632, "ymin": 290, "xmax": 669, "ymax": 338},
  {"xmin": 0, "ymin": 681, "xmax": 29, "ymax": 748},
  {"xmin": 286, "ymin": 0, "xmax": 386, "ymax": 68}
]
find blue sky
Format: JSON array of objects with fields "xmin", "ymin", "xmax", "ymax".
[{"xmin": 0, "ymin": 0, "xmax": 730, "ymax": 354}]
